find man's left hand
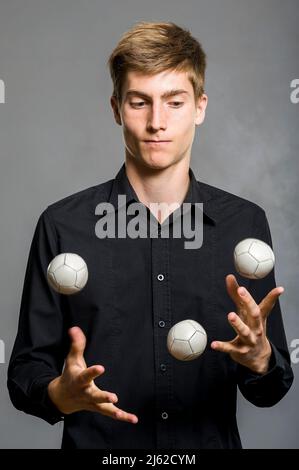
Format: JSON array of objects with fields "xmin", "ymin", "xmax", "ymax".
[{"xmin": 211, "ymin": 274, "xmax": 284, "ymax": 374}]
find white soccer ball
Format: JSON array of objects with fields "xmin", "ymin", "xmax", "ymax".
[
  {"xmin": 167, "ymin": 320, "xmax": 207, "ymax": 361},
  {"xmin": 47, "ymin": 253, "xmax": 88, "ymax": 295},
  {"xmin": 234, "ymin": 238, "xmax": 275, "ymax": 279}
]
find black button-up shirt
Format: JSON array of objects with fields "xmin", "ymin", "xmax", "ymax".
[{"xmin": 7, "ymin": 163, "xmax": 293, "ymax": 449}]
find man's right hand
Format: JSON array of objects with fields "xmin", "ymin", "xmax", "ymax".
[{"xmin": 47, "ymin": 326, "xmax": 138, "ymax": 424}]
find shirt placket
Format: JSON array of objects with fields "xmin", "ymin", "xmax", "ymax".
[{"xmin": 151, "ymin": 223, "xmax": 175, "ymax": 449}]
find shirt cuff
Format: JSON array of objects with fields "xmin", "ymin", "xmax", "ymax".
[
  {"xmin": 237, "ymin": 341, "xmax": 287, "ymax": 383},
  {"xmin": 30, "ymin": 375, "xmax": 65, "ymax": 425}
]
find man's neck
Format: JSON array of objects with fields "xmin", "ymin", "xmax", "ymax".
[{"xmin": 124, "ymin": 157, "xmax": 191, "ymax": 224}]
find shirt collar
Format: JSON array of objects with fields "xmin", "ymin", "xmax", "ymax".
[{"xmin": 108, "ymin": 163, "xmax": 217, "ymax": 224}]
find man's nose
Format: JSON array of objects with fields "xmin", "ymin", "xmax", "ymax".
[{"xmin": 147, "ymin": 103, "xmax": 167, "ymax": 131}]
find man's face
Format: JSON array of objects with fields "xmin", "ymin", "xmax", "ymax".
[{"xmin": 111, "ymin": 69, "xmax": 208, "ymax": 171}]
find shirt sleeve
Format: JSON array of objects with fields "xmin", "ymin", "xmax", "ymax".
[
  {"xmin": 7, "ymin": 209, "xmax": 67, "ymax": 424},
  {"xmin": 236, "ymin": 207, "xmax": 294, "ymax": 407}
]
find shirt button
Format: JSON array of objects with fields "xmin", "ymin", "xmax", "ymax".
[
  {"xmin": 161, "ymin": 412, "xmax": 168, "ymax": 420},
  {"xmin": 160, "ymin": 364, "xmax": 167, "ymax": 372},
  {"xmin": 157, "ymin": 274, "xmax": 164, "ymax": 281},
  {"xmin": 159, "ymin": 320, "xmax": 165, "ymax": 328}
]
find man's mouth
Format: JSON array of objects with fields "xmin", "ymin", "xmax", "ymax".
[{"xmin": 143, "ymin": 140, "xmax": 171, "ymax": 145}]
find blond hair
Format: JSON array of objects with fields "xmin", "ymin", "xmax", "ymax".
[{"xmin": 107, "ymin": 21, "xmax": 207, "ymax": 104}]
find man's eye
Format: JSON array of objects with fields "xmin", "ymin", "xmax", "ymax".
[
  {"xmin": 130, "ymin": 101, "xmax": 146, "ymax": 108},
  {"xmin": 170, "ymin": 102, "xmax": 183, "ymax": 107}
]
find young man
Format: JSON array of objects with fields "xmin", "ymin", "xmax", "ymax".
[{"xmin": 8, "ymin": 21, "xmax": 293, "ymax": 449}]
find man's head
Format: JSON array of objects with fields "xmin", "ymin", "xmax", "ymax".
[{"xmin": 107, "ymin": 21, "xmax": 208, "ymax": 171}]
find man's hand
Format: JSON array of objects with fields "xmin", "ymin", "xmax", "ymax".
[
  {"xmin": 48, "ymin": 326, "xmax": 138, "ymax": 424},
  {"xmin": 211, "ymin": 274, "xmax": 284, "ymax": 374}
]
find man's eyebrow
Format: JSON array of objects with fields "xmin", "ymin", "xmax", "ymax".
[{"xmin": 125, "ymin": 89, "xmax": 189, "ymax": 99}]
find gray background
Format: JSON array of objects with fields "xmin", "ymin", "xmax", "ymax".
[{"xmin": 0, "ymin": 0, "xmax": 298, "ymax": 448}]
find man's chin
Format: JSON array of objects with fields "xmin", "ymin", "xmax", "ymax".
[
  {"xmin": 141, "ymin": 156, "xmax": 176, "ymax": 171},
  {"xmin": 126, "ymin": 152, "xmax": 180, "ymax": 172}
]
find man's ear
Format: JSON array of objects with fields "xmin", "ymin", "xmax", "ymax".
[
  {"xmin": 195, "ymin": 94, "xmax": 208, "ymax": 126},
  {"xmin": 110, "ymin": 96, "xmax": 122, "ymax": 126}
]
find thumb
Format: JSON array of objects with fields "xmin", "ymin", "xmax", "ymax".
[{"xmin": 68, "ymin": 326, "xmax": 86, "ymax": 361}]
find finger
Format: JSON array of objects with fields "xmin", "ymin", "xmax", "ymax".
[
  {"xmin": 211, "ymin": 340, "xmax": 239, "ymax": 355},
  {"xmin": 92, "ymin": 387, "xmax": 119, "ymax": 405},
  {"xmin": 96, "ymin": 402, "xmax": 138, "ymax": 424},
  {"xmin": 68, "ymin": 326, "xmax": 86, "ymax": 362},
  {"xmin": 227, "ymin": 312, "xmax": 254, "ymax": 344},
  {"xmin": 259, "ymin": 286, "xmax": 284, "ymax": 319},
  {"xmin": 237, "ymin": 286, "xmax": 262, "ymax": 329},
  {"xmin": 78, "ymin": 365, "xmax": 105, "ymax": 385},
  {"xmin": 225, "ymin": 274, "xmax": 242, "ymax": 308},
  {"xmin": 113, "ymin": 409, "xmax": 139, "ymax": 424}
]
